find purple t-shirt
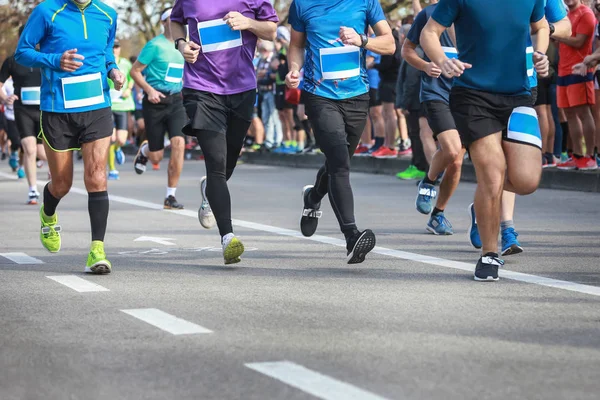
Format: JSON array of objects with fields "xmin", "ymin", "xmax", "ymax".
[{"xmin": 171, "ymin": 0, "xmax": 279, "ymax": 95}]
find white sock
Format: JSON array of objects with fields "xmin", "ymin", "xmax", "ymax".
[
  {"xmin": 29, "ymin": 186, "xmax": 36, "ymax": 192},
  {"xmin": 166, "ymin": 187, "xmax": 176, "ymax": 198},
  {"xmin": 140, "ymin": 142, "xmax": 149, "ymax": 157},
  {"xmin": 222, "ymin": 232, "xmax": 235, "ymax": 246}
]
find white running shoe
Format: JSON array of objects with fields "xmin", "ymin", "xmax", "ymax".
[{"xmin": 198, "ymin": 176, "xmax": 216, "ymax": 229}]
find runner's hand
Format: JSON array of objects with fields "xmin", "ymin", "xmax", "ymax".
[
  {"xmin": 60, "ymin": 49, "xmax": 84, "ymax": 72},
  {"xmin": 224, "ymin": 12, "xmax": 251, "ymax": 31},
  {"xmin": 339, "ymin": 27, "xmax": 361, "ymax": 47},
  {"xmin": 572, "ymin": 62, "xmax": 588, "ymax": 76},
  {"xmin": 110, "ymin": 69, "xmax": 126, "ymax": 91},
  {"xmin": 533, "ymin": 52, "xmax": 549, "ymax": 78},
  {"xmin": 441, "ymin": 58, "xmax": 471, "ymax": 78},
  {"xmin": 147, "ymin": 88, "xmax": 165, "ymax": 104},
  {"xmin": 286, "ymin": 70, "xmax": 300, "ymax": 89},
  {"xmin": 425, "ymin": 62, "xmax": 442, "ymax": 78},
  {"xmin": 4, "ymin": 94, "xmax": 18, "ymax": 106},
  {"xmin": 583, "ymin": 54, "xmax": 597, "ymax": 67},
  {"xmin": 180, "ymin": 41, "xmax": 201, "ymax": 64},
  {"xmin": 121, "ymin": 88, "xmax": 132, "ymax": 99}
]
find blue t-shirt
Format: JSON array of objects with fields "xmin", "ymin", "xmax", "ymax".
[
  {"xmin": 432, "ymin": 0, "xmax": 546, "ymax": 95},
  {"xmin": 406, "ymin": 4, "xmax": 455, "ymax": 103},
  {"xmin": 528, "ymin": 0, "xmax": 567, "ymax": 88},
  {"xmin": 366, "ymin": 50, "xmax": 381, "ymax": 91},
  {"xmin": 289, "ymin": 0, "xmax": 386, "ymax": 100}
]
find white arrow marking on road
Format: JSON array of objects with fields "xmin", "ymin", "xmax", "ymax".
[
  {"xmin": 0, "ymin": 252, "xmax": 44, "ymax": 264},
  {"xmin": 47, "ymin": 275, "xmax": 110, "ymax": 292},
  {"xmin": 246, "ymin": 361, "xmax": 389, "ymax": 400},
  {"xmin": 121, "ymin": 308, "xmax": 213, "ymax": 335},
  {"xmin": 134, "ymin": 236, "xmax": 176, "ymax": 246}
]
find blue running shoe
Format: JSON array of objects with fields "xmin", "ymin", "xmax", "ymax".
[
  {"xmin": 115, "ymin": 147, "xmax": 125, "ymax": 165},
  {"xmin": 415, "ymin": 181, "xmax": 437, "ymax": 215},
  {"xmin": 108, "ymin": 170, "xmax": 120, "ymax": 180},
  {"xmin": 426, "ymin": 212, "xmax": 453, "ymax": 235},
  {"xmin": 17, "ymin": 167, "xmax": 25, "ymax": 179},
  {"xmin": 468, "ymin": 203, "xmax": 482, "ymax": 249},
  {"xmin": 501, "ymin": 227, "xmax": 523, "ymax": 256},
  {"xmin": 9, "ymin": 151, "xmax": 18, "ymax": 171}
]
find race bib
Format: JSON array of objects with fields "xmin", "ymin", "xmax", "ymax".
[
  {"xmin": 442, "ymin": 46, "xmax": 458, "ymax": 60},
  {"xmin": 165, "ymin": 63, "xmax": 184, "ymax": 84},
  {"xmin": 61, "ymin": 73, "xmax": 105, "ymax": 109},
  {"xmin": 21, "ymin": 87, "xmax": 41, "ymax": 106},
  {"xmin": 526, "ymin": 46, "xmax": 534, "ymax": 77},
  {"xmin": 110, "ymin": 89, "xmax": 123, "ymax": 103},
  {"xmin": 198, "ymin": 19, "xmax": 242, "ymax": 53},
  {"xmin": 506, "ymin": 106, "xmax": 542, "ymax": 149},
  {"xmin": 319, "ymin": 46, "xmax": 360, "ymax": 80}
]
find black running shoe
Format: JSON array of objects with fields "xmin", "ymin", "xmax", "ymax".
[
  {"xmin": 134, "ymin": 140, "xmax": 149, "ymax": 175},
  {"xmin": 164, "ymin": 195, "xmax": 184, "ymax": 210},
  {"xmin": 346, "ymin": 229, "xmax": 376, "ymax": 264},
  {"xmin": 474, "ymin": 252, "xmax": 504, "ymax": 282},
  {"xmin": 300, "ymin": 185, "xmax": 322, "ymax": 237}
]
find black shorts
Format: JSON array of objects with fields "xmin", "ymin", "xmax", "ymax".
[
  {"xmin": 450, "ymin": 86, "xmax": 534, "ymax": 148},
  {"xmin": 112, "ymin": 111, "xmax": 128, "ymax": 131},
  {"xmin": 530, "ymin": 86, "xmax": 538, "ymax": 106},
  {"xmin": 6, "ymin": 119, "xmax": 20, "ymax": 148},
  {"xmin": 134, "ymin": 109, "xmax": 144, "ymax": 121},
  {"xmin": 182, "ymin": 88, "xmax": 254, "ymax": 138},
  {"xmin": 422, "ymin": 100, "xmax": 456, "ymax": 138},
  {"xmin": 303, "ymin": 91, "xmax": 369, "ymax": 154},
  {"xmin": 0, "ymin": 112, "xmax": 6, "ymax": 132},
  {"xmin": 275, "ymin": 84, "xmax": 294, "ymax": 110},
  {"xmin": 40, "ymin": 107, "xmax": 113, "ymax": 151},
  {"xmin": 14, "ymin": 105, "xmax": 40, "ymax": 139},
  {"xmin": 534, "ymin": 79, "xmax": 552, "ymax": 106},
  {"xmin": 379, "ymin": 81, "xmax": 396, "ymax": 103},
  {"xmin": 142, "ymin": 93, "xmax": 186, "ymax": 152},
  {"xmin": 369, "ymin": 88, "xmax": 381, "ymax": 107}
]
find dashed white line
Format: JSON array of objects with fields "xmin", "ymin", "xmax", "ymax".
[
  {"xmin": 246, "ymin": 361, "xmax": 389, "ymax": 400},
  {"xmin": 47, "ymin": 275, "xmax": 110, "ymax": 292},
  {"xmin": 121, "ymin": 308, "xmax": 213, "ymax": 335},
  {"xmin": 0, "ymin": 252, "xmax": 44, "ymax": 264}
]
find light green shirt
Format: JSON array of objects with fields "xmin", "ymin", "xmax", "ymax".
[
  {"xmin": 137, "ymin": 35, "xmax": 184, "ymax": 94},
  {"xmin": 109, "ymin": 57, "xmax": 135, "ymax": 112}
]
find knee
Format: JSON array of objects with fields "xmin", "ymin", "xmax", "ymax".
[
  {"xmin": 447, "ymin": 154, "xmax": 463, "ymax": 173},
  {"xmin": 509, "ymin": 175, "xmax": 541, "ymax": 196},
  {"xmin": 84, "ymin": 162, "xmax": 106, "ymax": 185},
  {"xmin": 51, "ymin": 179, "xmax": 72, "ymax": 198}
]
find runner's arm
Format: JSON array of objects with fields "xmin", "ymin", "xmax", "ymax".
[
  {"xmin": 288, "ymin": 28, "xmax": 306, "ymax": 73},
  {"xmin": 129, "ymin": 62, "xmax": 153, "ymax": 95},
  {"xmin": 420, "ymin": 18, "xmax": 449, "ymax": 69},
  {"xmin": 105, "ymin": 17, "xmax": 118, "ymax": 76},
  {"xmin": 553, "ymin": 32, "xmax": 588, "ymax": 48},
  {"xmin": 247, "ymin": 20, "xmax": 277, "ymax": 41},
  {"xmin": 171, "ymin": 21, "xmax": 188, "ymax": 43},
  {"xmin": 412, "ymin": 0, "xmax": 422, "ymax": 15},
  {"xmin": 0, "ymin": 59, "xmax": 10, "ymax": 103},
  {"xmin": 15, "ymin": 8, "xmax": 62, "ymax": 70},
  {"xmin": 531, "ymin": 17, "xmax": 550, "ymax": 54},
  {"xmin": 365, "ymin": 20, "xmax": 395, "ymax": 55},
  {"xmin": 401, "ymin": 39, "xmax": 428, "ymax": 72},
  {"xmin": 551, "ymin": 17, "xmax": 572, "ymax": 39}
]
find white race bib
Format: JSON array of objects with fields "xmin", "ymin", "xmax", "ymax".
[
  {"xmin": 526, "ymin": 46, "xmax": 534, "ymax": 77},
  {"xmin": 61, "ymin": 73, "xmax": 105, "ymax": 109},
  {"xmin": 110, "ymin": 89, "xmax": 123, "ymax": 103},
  {"xmin": 165, "ymin": 63, "xmax": 184, "ymax": 84},
  {"xmin": 506, "ymin": 106, "xmax": 542, "ymax": 149},
  {"xmin": 21, "ymin": 87, "xmax": 41, "ymax": 106},
  {"xmin": 198, "ymin": 19, "xmax": 243, "ymax": 53},
  {"xmin": 319, "ymin": 46, "xmax": 360, "ymax": 80}
]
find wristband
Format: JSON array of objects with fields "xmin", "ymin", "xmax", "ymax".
[{"xmin": 549, "ymin": 23, "xmax": 555, "ymax": 36}]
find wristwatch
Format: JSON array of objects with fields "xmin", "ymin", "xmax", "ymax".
[
  {"xmin": 175, "ymin": 37, "xmax": 187, "ymax": 50},
  {"xmin": 549, "ymin": 23, "xmax": 555, "ymax": 37},
  {"xmin": 359, "ymin": 34, "xmax": 369, "ymax": 48}
]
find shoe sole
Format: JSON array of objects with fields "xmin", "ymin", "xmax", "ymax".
[
  {"xmin": 85, "ymin": 261, "xmax": 112, "ymax": 275},
  {"xmin": 40, "ymin": 235, "xmax": 61, "ymax": 253},
  {"xmin": 164, "ymin": 205, "xmax": 184, "ymax": 210},
  {"xmin": 426, "ymin": 225, "xmax": 453, "ymax": 236},
  {"xmin": 224, "ymin": 241, "xmax": 245, "ymax": 265},
  {"xmin": 468, "ymin": 203, "xmax": 482, "ymax": 249},
  {"xmin": 474, "ymin": 275, "xmax": 499, "ymax": 282},
  {"xmin": 134, "ymin": 142, "xmax": 147, "ymax": 175},
  {"xmin": 300, "ymin": 185, "xmax": 319, "ymax": 237},
  {"xmin": 501, "ymin": 244, "xmax": 523, "ymax": 256},
  {"xmin": 28, "ymin": 200, "xmax": 38, "ymax": 205},
  {"xmin": 347, "ymin": 230, "xmax": 376, "ymax": 264},
  {"xmin": 373, "ymin": 155, "xmax": 398, "ymax": 159},
  {"xmin": 198, "ymin": 177, "xmax": 216, "ymax": 229}
]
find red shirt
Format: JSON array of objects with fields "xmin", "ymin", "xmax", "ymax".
[{"xmin": 559, "ymin": 4, "xmax": 597, "ymax": 76}]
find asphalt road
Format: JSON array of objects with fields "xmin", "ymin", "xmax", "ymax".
[{"xmin": 1, "ymin": 156, "xmax": 599, "ymax": 400}]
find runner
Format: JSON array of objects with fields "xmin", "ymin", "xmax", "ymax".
[
  {"xmin": 402, "ymin": 0, "xmax": 464, "ymax": 236},
  {"xmin": 170, "ymin": 0, "xmax": 278, "ymax": 264},
  {"xmin": 420, "ymin": 0, "xmax": 549, "ymax": 281},
  {"xmin": 16, "ymin": 0, "xmax": 125, "ymax": 274},
  {"xmin": 468, "ymin": 0, "xmax": 572, "ymax": 255},
  {"xmin": 0, "ymin": 77, "xmax": 23, "ymax": 178},
  {"xmin": 107, "ymin": 39, "xmax": 135, "ymax": 180},
  {"xmin": 287, "ymin": 0, "xmax": 395, "ymax": 263},
  {"xmin": 131, "ymin": 8, "xmax": 186, "ymax": 210}
]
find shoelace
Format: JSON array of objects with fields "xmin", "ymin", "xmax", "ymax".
[{"xmin": 502, "ymin": 228, "xmax": 518, "ymax": 243}]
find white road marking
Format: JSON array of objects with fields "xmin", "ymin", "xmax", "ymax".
[
  {"xmin": 0, "ymin": 171, "xmax": 595, "ymax": 298},
  {"xmin": 121, "ymin": 308, "xmax": 213, "ymax": 335},
  {"xmin": 47, "ymin": 275, "xmax": 110, "ymax": 292},
  {"xmin": 134, "ymin": 236, "xmax": 177, "ymax": 246},
  {"xmin": 246, "ymin": 361, "xmax": 389, "ymax": 400},
  {"xmin": 0, "ymin": 252, "xmax": 44, "ymax": 264}
]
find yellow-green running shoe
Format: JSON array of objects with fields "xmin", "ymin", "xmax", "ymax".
[
  {"xmin": 40, "ymin": 206, "xmax": 61, "ymax": 253},
  {"xmin": 222, "ymin": 233, "xmax": 244, "ymax": 265},
  {"xmin": 85, "ymin": 241, "xmax": 112, "ymax": 274}
]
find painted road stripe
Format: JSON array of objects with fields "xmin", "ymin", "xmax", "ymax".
[
  {"xmin": 1, "ymin": 171, "xmax": 596, "ymax": 298},
  {"xmin": 121, "ymin": 308, "xmax": 213, "ymax": 335},
  {"xmin": 246, "ymin": 361, "xmax": 389, "ymax": 400},
  {"xmin": 47, "ymin": 275, "xmax": 110, "ymax": 292},
  {"xmin": 0, "ymin": 252, "xmax": 44, "ymax": 264}
]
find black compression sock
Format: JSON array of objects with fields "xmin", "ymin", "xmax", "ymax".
[
  {"xmin": 43, "ymin": 183, "xmax": 61, "ymax": 216},
  {"xmin": 432, "ymin": 207, "xmax": 444, "ymax": 216},
  {"xmin": 423, "ymin": 175, "xmax": 435, "ymax": 185},
  {"xmin": 88, "ymin": 191, "xmax": 109, "ymax": 242}
]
